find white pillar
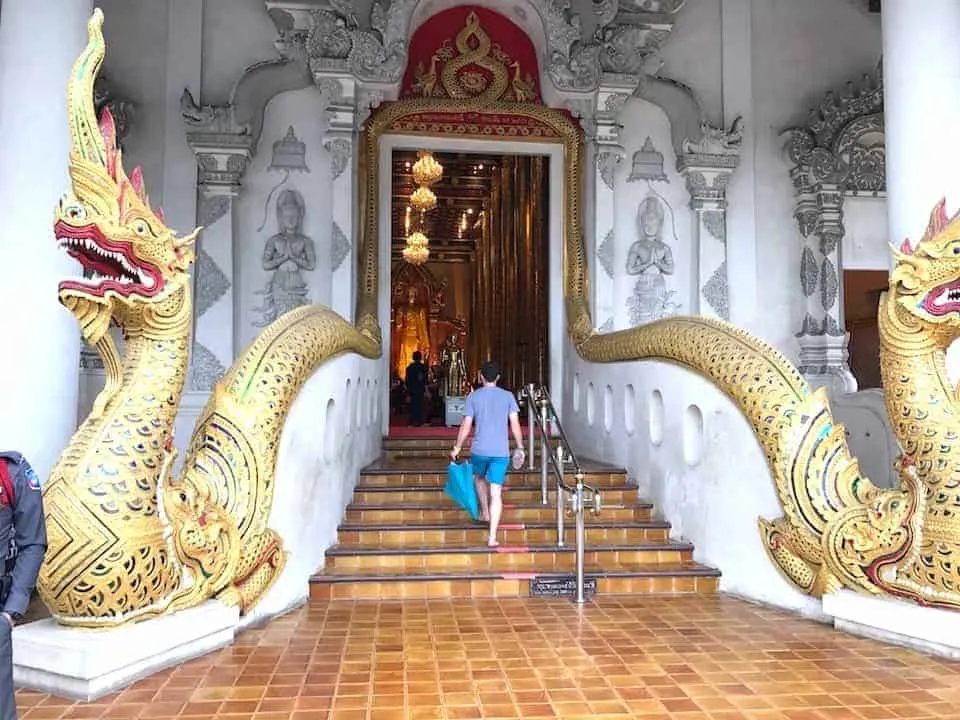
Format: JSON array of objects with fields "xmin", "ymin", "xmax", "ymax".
[
  {"xmin": 321, "ymin": 76, "xmax": 359, "ymax": 323},
  {"xmin": 882, "ymin": 0, "xmax": 960, "ymax": 248},
  {"xmin": 0, "ymin": 0, "xmax": 92, "ymax": 481}
]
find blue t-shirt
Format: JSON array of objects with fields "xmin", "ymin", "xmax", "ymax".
[{"xmin": 464, "ymin": 386, "xmax": 519, "ymax": 458}]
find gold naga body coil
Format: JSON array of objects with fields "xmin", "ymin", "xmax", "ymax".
[{"xmin": 37, "ymin": 11, "xmax": 379, "ymax": 626}]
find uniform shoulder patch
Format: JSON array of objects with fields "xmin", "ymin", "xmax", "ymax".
[{"xmin": 24, "ymin": 465, "xmax": 41, "ymax": 491}]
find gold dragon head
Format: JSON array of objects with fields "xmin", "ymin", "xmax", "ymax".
[
  {"xmin": 889, "ymin": 199, "xmax": 960, "ymax": 340},
  {"xmin": 55, "ymin": 10, "xmax": 198, "ymax": 344}
]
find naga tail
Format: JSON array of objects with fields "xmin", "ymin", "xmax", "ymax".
[{"xmin": 577, "ymin": 315, "xmax": 903, "ymax": 596}]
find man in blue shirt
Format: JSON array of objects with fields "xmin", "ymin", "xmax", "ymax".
[{"xmin": 450, "ymin": 361, "xmax": 524, "ymax": 547}]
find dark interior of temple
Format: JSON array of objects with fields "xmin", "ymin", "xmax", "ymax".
[{"xmin": 389, "ymin": 150, "xmax": 550, "ymax": 421}]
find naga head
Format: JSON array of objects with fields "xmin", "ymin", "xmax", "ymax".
[
  {"xmin": 890, "ymin": 199, "xmax": 960, "ymax": 339},
  {"xmin": 55, "ymin": 10, "xmax": 198, "ymax": 343}
]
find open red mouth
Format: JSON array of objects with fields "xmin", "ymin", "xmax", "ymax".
[
  {"xmin": 920, "ymin": 278, "xmax": 960, "ymax": 317},
  {"xmin": 55, "ymin": 220, "xmax": 163, "ymax": 298}
]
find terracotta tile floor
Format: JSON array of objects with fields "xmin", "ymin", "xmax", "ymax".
[{"xmin": 16, "ymin": 595, "xmax": 960, "ymax": 719}]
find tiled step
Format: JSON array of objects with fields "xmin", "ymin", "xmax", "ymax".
[
  {"xmin": 309, "ymin": 562, "xmax": 720, "ymax": 600},
  {"xmin": 344, "ymin": 501, "xmax": 654, "ymax": 525},
  {"xmin": 383, "ymin": 435, "xmax": 559, "ymax": 449},
  {"xmin": 350, "ymin": 485, "xmax": 638, "ymax": 506},
  {"xmin": 336, "ymin": 521, "xmax": 672, "ymax": 547},
  {"xmin": 357, "ymin": 468, "xmax": 629, "ymax": 489},
  {"xmin": 324, "ymin": 541, "xmax": 694, "ymax": 572},
  {"xmin": 313, "ymin": 450, "xmax": 720, "ymax": 602},
  {"xmin": 382, "ymin": 436, "xmax": 563, "ymax": 459}
]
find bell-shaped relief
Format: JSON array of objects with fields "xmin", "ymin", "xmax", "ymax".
[{"xmin": 627, "ymin": 136, "xmax": 668, "ymax": 183}]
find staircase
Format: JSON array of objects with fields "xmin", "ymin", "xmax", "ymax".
[{"xmin": 310, "ymin": 436, "xmax": 720, "ymax": 600}]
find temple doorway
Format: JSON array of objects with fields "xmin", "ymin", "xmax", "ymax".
[{"xmin": 388, "ymin": 149, "xmax": 550, "ymax": 425}]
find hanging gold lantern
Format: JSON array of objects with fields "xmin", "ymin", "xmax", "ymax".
[
  {"xmin": 410, "ymin": 186, "xmax": 437, "ymax": 212},
  {"xmin": 402, "ymin": 230, "xmax": 430, "ymax": 265},
  {"xmin": 412, "ymin": 151, "xmax": 443, "ymax": 186}
]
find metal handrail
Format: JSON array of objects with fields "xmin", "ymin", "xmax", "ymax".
[{"xmin": 518, "ymin": 383, "xmax": 602, "ymax": 604}]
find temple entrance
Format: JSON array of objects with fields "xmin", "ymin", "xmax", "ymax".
[
  {"xmin": 388, "ymin": 150, "xmax": 550, "ymax": 425},
  {"xmin": 358, "ymin": 6, "xmax": 585, "ymax": 434}
]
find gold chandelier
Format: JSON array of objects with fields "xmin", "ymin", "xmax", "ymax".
[
  {"xmin": 402, "ymin": 230, "xmax": 430, "ymax": 265},
  {"xmin": 412, "ymin": 151, "xmax": 443, "ymax": 186},
  {"xmin": 410, "ymin": 186, "xmax": 437, "ymax": 212}
]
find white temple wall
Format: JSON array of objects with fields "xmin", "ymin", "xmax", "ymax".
[
  {"xmin": 200, "ymin": 0, "xmax": 277, "ymax": 102},
  {"xmin": 98, "ymin": 0, "xmax": 170, "ymax": 207},
  {"xmin": 842, "ymin": 195, "xmax": 890, "ymax": 271},
  {"xmin": 563, "ymin": 341, "xmax": 823, "ymax": 618},
  {"xmin": 659, "ymin": 0, "xmax": 722, "ymax": 119},
  {"xmin": 744, "ymin": 0, "xmax": 881, "ymax": 352},
  {"xmin": 608, "ymin": 99, "xmax": 692, "ymax": 331},
  {"xmin": 235, "ymin": 87, "xmax": 334, "ymax": 352}
]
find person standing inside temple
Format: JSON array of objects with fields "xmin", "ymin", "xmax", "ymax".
[
  {"xmin": 450, "ymin": 362, "xmax": 525, "ymax": 547},
  {"xmin": 405, "ymin": 351, "xmax": 428, "ymax": 427},
  {"xmin": 0, "ymin": 452, "xmax": 46, "ymax": 720}
]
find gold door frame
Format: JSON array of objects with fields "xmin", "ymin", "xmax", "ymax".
[{"xmin": 354, "ymin": 99, "xmax": 594, "ymax": 352}]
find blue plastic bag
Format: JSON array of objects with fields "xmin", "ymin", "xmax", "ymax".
[{"xmin": 445, "ymin": 462, "xmax": 480, "ymax": 521}]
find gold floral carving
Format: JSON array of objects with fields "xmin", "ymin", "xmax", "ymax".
[
  {"xmin": 409, "ymin": 11, "xmax": 537, "ymax": 104},
  {"xmin": 39, "ymin": 11, "xmax": 379, "ymax": 627}
]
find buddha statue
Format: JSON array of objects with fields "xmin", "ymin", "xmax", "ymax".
[
  {"xmin": 394, "ymin": 286, "xmax": 431, "ymax": 377},
  {"xmin": 439, "ymin": 332, "xmax": 467, "ymax": 398}
]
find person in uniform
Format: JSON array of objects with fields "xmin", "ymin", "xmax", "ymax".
[{"xmin": 0, "ymin": 452, "xmax": 47, "ymax": 720}]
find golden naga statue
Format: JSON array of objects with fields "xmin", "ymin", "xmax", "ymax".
[
  {"xmin": 573, "ymin": 199, "xmax": 960, "ymax": 607},
  {"xmin": 38, "ymin": 10, "xmax": 378, "ymax": 627},
  {"xmin": 394, "ymin": 286, "xmax": 430, "ymax": 376}
]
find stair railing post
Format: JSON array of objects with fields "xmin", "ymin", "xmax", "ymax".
[
  {"xmin": 526, "ymin": 383, "xmax": 536, "ymax": 470},
  {"xmin": 555, "ymin": 443, "xmax": 565, "ymax": 548},
  {"xmin": 539, "ymin": 397, "xmax": 549, "ymax": 506},
  {"xmin": 574, "ymin": 470, "xmax": 586, "ymax": 605}
]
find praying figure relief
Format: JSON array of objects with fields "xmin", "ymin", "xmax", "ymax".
[
  {"xmin": 253, "ymin": 188, "xmax": 316, "ymax": 327},
  {"xmin": 626, "ymin": 195, "xmax": 679, "ymax": 325}
]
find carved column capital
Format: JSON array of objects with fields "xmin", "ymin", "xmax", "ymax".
[
  {"xmin": 677, "ymin": 155, "xmax": 739, "ymax": 210},
  {"xmin": 181, "ymin": 89, "xmax": 256, "ymax": 191},
  {"xmin": 188, "ymin": 142, "xmax": 256, "ymax": 191}
]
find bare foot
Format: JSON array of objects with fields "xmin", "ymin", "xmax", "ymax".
[{"xmin": 488, "ymin": 539, "xmax": 499, "ymax": 548}]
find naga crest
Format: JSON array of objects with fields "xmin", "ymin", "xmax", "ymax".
[
  {"xmin": 55, "ymin": 10, "xmax": 197, "ymax": 344},
  {"xmin": 889, "ymin": 199, "xmax": 960, "ymax": 337}
]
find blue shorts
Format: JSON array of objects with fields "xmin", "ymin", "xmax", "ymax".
[{"xmin": 470, "ymin": 455, "xmax": 509, "ymax": 485}]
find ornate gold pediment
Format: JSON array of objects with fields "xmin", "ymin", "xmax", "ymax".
[{"xmin": 405, "ymin": 10, "xmax": 538, "ymax": 105}]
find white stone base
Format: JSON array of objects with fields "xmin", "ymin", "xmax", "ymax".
[
  {"xmin": 13, "ymin": 600, "xmax": 239, "ymax": 701},
  {"xmin": 823, "ymin": 588, "xmax": 960, "ymax": 659}
]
